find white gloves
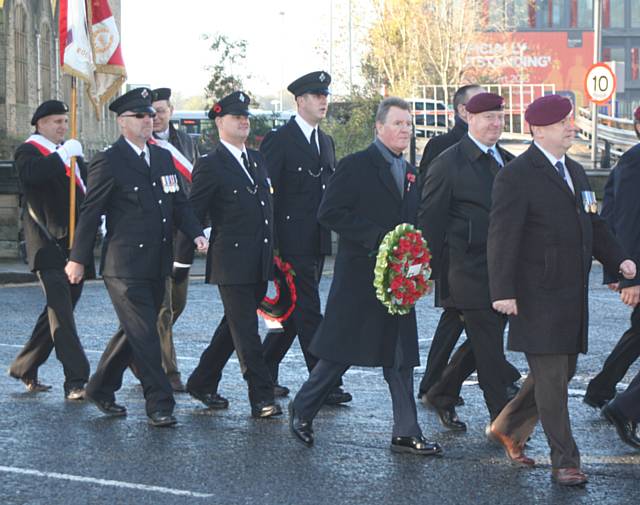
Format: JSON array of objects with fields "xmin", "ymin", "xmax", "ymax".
[{"xmin": 57, "ymin": 139, "xmax": 83, "ymax": 164}]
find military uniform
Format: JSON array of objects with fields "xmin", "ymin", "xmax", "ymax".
[
  {"xmin": 9, "ymin": 100, "xmax": 91, "ymax": 396},
  {"xmin": 176, "ymin": 91, "xmax": 280, "ymax": 417},
  {"xmin": 69, "ymin": 88, "xmax": 203, "ymax": 422},
  {"xmin": 259, "ymin": 71, "xmax": 347, "ymax": 399}
]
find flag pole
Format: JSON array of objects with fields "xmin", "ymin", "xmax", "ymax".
[{"xmin": 69, "ymin": 76, "xmax": 77, "ymax": 249}]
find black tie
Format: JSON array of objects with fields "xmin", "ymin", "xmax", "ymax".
[
  {"xmin": 241, "ymin": 151, "xmax": 256, "ymax": 182},
  {"xmin": 555, "ymin": 160, "xmax": 571, "ymax": 191},
  {"xmin": 310, "ymin": 129, "xmax": 320, "ymax": 159},
  {"xmin": 139, "ymin": 151, "xmax": 148, "ymax": 166}
]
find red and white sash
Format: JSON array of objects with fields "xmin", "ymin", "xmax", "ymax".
[
  {"xmin": 25, "ymin": 134, "xmax": 86, "ymax": 194},
  {"xmin": 148, "ymin": 138, "xmax": 193, "ymax": 183}
]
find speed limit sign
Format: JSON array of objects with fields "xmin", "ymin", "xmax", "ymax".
[{"xmin": 584, "ymin": 63, "xmax": 617, "ymax": 104}]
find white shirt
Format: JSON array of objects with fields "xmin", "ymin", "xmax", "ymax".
[
  {"xmin": 534, "ymin": 141, "xmax": 575, "ymax": 193},
  {"xmin": 294, "ymin": 114, "xmax": 320, "ymax": 153},
  {"xmin": 467, "ymin": 132, "xmax": 504, "ymax": 167},
  {"xmin": 219, "ymin": 139, "xmax": 253, "ymax": 184},
  {"xmin": 154, "ymin": 128, "xmax": 170, "ymax": 141},
  {"xmin": 124, "ymin": 137, "xmax": 150, "ymax": 166}
]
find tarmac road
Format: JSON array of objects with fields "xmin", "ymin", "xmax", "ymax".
[{"xmin": 1, "ymin": 263, "xmax": 639, "ymax": 504}]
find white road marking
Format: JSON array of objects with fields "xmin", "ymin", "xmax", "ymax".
[{"xmin": 0, "ymin": 465, "xmax": 213, "ymax": 499}]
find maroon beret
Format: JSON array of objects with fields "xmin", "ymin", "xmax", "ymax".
[
  {"xmin": 465, "ymin": 92, "xmax": 504, "ymax": 113},
  {"xmin": 525, "ymin": 94, "xmax": 572, "ymax": 126},
  {"xmin": 634, "ymin": 106, "xmax": 640, "ymax": 122}
]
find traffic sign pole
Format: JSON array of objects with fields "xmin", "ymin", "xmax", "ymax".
[{"xmin": 592, "ymin": 0, "xmax": 602, "ymax": 167}]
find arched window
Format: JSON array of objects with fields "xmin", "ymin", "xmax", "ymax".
[
  {"xmin": 40, "ymin": 24, "xmax": 52, "ymax": 100},
  {"xmin": 14, "ymin": 5, "xmax": 29, "ymax": 104}
]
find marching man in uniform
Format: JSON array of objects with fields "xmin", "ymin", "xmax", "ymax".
[
  {"xmin": 9, "ymin": 100, "xmax": 91, "ymax": 400},
  {"xmin": 65, "ymin": 88, "xmax": 207, "ymax": 427}
]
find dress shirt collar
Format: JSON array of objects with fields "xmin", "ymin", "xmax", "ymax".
[
  {"xmin": 124, "ymin": 137, "xmax": 150, "ymax": 165},
  {"xmin": 533, "ymin": 141, "xmax": 566, "ymax": 167},
  {"xmin": 294, "ymin": 114, "xmax": 318, "ymax": 143},
  {"xmin": 467, "ymin": 132, "xmax": 504, "ymax": 166},
  {"xmin": 219, "ymin": 138, "xmax": 248, "ymax": 167},
  {"xmin": 154, "ymin": 128, "xmax": 170, "ymax": 141}
]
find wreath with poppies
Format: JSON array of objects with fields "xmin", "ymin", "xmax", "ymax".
[
  {"xmin": 257, "ymin": 256, "xmax": 297, "ymax": 323},
  {"xmin": 373, "ymin": 223, "xmax": 433, "ymax": 315}
]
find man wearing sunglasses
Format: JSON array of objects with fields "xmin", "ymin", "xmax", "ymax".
[
  {"xmin": 259, "ymin": 71, "xmax": 351, "ymax": 405},
  {"xmin": 65, "ymin": 87, "xmax": 207, "ymax": 427},
  {"xmin": 176, "ymin": 91, "xmax": 281, "ymax": 419}
]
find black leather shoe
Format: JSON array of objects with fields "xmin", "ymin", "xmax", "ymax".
[
  {"xmin": 324, "ymin": 388, "xmax": 352, "ymax": 405},
  {"xmin": 148, "ymin": 411, "xmax": 177, "ymax": 427},
  {"xmin": 583, "ymin": 393, "xmax": 607, "ymax": 409},
  {"xmin": 506, "ymin": 383, "xmax": 520, "ymax": 401},
  {"xmin": 19, "ymin": 377, "xmax": 52, "ymax": 392},
  {"xmin": 274, "ymin": 384, "xmax": 290, "ymax": 397},
  {"xmin": 251, "ymin": 401, "xmax": 282, "ymax": 418},
  {"xmin": 602, "ymin": 402, "xmax": 640, "ymax": 449},
  {"xmin": 434, "ymin": 406, "xmax": 466, "ymax": 431},
  {"xmin": 391, "ymin": 435, "xmax": 443, "ymax": 456},
  {"xmin": 288, "ymin": 402, "xmax": 313, "ymax": 447},
  {"xmin": 65, "ymin": 388, "xmax": 85, "ymax": 401},
  {"xmin": 87, "ymin": 396, "xmax": 127, "ymax": 417},
  {"xmin": 187, "ymin": 388, "xmax": 229, "ymax": 409}
]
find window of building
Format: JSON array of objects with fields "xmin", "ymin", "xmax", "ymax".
[
  {"xmin": 632, "ymin": 0, "xmax": 640, "ymax": 27},
  {"xmin": 511, "ymin": 0, "xmax": 535, "ymax": 28},
  {"xmin": 631, "ymin": 48, "xmax": 639, "ymax": 81},
  {"xmin": 574, "ymin": 0, "xmax": 593, "ymax": 28},
  {"xmin": 40, "ymin": 24, "xmax": 52, "ymax": 100},
  {"xmin": 603, "ymin": 0, "xmax": 625, "ymax": 28},
  {"xmin": 14, "ymin": 5, "xmax": 29, "ymax": 104},
  {"xmin": 535, "ymin": 0, "xmax": 562, "ymax": 28}
]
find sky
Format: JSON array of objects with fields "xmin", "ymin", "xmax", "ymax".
[{"xmin": 120, "ymin": 0, "xmax": 370, "ymax": 104}]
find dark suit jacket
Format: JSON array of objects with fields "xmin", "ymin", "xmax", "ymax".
[
  {"xmin": 70, "ymin": 136, "xmax": 202, "ymax": 280},
  {"xmin": 488, "ymin": 143, "xmax": 626, "ymax": 354},
  {"xmin": 260, "ymin": 117, "xmax": 335, "ymax": 255},
  {"xmin": 418, "ymin": 116, "xmax": 468, "ymax": 173},
  {"xmin": 601, "ymin": 143, "xmax": 640, "ymax": 287},
  {"xmin": 419, "ymin": 134, "xmax": 514, "ymax": 309},
  {"xmin": 308, "ymin": 143, "xmax": 420, "ymax": 368},
  {"xmin": 175, "ymin": 143, "xmax": 274, "ymax": 285},
  {"xmin": 16, "ymin": 141, "xmax": 90, "ymax": 272}
]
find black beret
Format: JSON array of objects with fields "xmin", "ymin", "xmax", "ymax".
[
  {"xmin": 635, "ymin": 106, "xmax": 640, "ymax": 122},
  {"xmin": 208, "ymin": 91, "xmax": 251, "ymax": 119},
  {"xmin": 525, "ymin": 94, "xmax": 572, "ymax": 127},
  {"xmin": 31, "ymin": 100, "xmax": 69, "ymax": 125},
  {"xmin": 109, "ymin": 87, "xmax": 155, "ymax": 116},
  {"xmin": 287, "ymin": 71, "xmax": 331, "ymax": 97},
  {"xmin": 152, "ymin": 88, "xmax": 171, "ymax": 102},
  {"xmin": 465, "ymin": 92, "xmax": 504, "ymax": 114}
]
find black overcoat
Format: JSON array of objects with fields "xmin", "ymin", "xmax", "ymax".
[
  {"xmin": 418, "ymin": 116, "xmax": 468, "ymax": 174},
  {"xmin": 419, "ymin": 134, "xmax": 514, "ymax": 309},
  {"xmin": 70, "ymin": 136, "xmax": 202, "ymax": 279},
  {"xmin": 175, "ymin": 143, "xmax": 274, "ymax": 285},
  {"xmin": 260, "ymin": 117, "xmax": 335, "ymax": 255},
  {"xmin": 16, "ymin": 141, "xmax": 90, "ymax": 272},
  {"xmin": 487, "ymin": 143, "xmax": 626, "ymax": 354},
  {"xmin": 308, "ymin": 143, "xmax": 420, "ymax": 368}
]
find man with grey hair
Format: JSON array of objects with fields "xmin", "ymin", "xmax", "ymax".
[{"xmin": 288, "ymin": 97, "xmax": 442, "ymax": 456}]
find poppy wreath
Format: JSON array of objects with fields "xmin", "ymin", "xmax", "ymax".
[
  {"xmin": 373, "ymin": 223, "xmax": 433, "ymax": 315},
  {"xmin": 257, "ymin": 256, "xmax": 297, "ymax": 322}
]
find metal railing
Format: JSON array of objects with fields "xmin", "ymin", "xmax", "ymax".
[{"xmin": 575, "ymin": 107, "xmax": 637, "ymax": 160}]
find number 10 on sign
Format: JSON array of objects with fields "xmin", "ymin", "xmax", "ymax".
[{"xmin": 584, "ymin": 63, "xmax": 617, "ymax": 104}]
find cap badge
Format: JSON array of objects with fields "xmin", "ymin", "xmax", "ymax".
[
  {"xmin": 213, "ymin": 103, "xmax": 222, "ymax": 114},
  {"xmin": 238, "ymin": 92, "xmax": 245, "ymax": 102},
  {"xmin": 141, "ymin": 89, "xmax": 149, "ymax": 98},
  {"xmin": 319, "ymin": 73, "xmax": 326, "ymax": 82}
]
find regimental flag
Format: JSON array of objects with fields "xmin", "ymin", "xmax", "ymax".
[{"xmin": 59, "ymin": 0, "xmax": 127, "ymax": 117}]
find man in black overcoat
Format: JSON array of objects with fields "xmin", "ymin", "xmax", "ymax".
[
  {"xmin": 487, "ymin": 94, "xmax": 635, "ymax": 486},
  {"xmin": 288, "ymin": 97, "xmax": 442, "ymax": 456},
  {"xmin": 419, "ymin": 92, "xmax": 518, "ymax": 430},
  {"xmin": 259, "ymin": 71, "xmax": 350, "ymax": 404},
  {"xmin": 9, "ymin": 100, "xmax": 91, "ymax": 399},
  {"xmin": 176, "ymin": 91, "xmax": 282, "ymax": 419},
  {"xmin": 416, "ymin": 85, "xmax": 520, "ymax": 407},
  {"xmin": 584, "ymin": 106, "xmax": 640, "ymax": 409},
  {"xmin": 66, "ymin": 88, "xmax": 207, "ymax": 427}
]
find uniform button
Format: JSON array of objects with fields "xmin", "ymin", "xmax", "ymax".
[
  {"xmin": 261, "ymin": 200, "xmax": 265, "ymax": 206},
  {"xmin": 234, "ymin": 243, "xmax": 239, "ymax": 248},
  {"xmin": 134, "ymin": 186, "xmax": 139, "ymax": 192},
  {"xmin": 286, "ymin": 215, "xmax": 290, "ymax": 220},
  {"xmin": 163, "ymin": 238, "xmax": 167, "ymax": 242},
  {"xmin": 233, "ymin": 189, "xmax": 238, "ymax": 194},
  {"xmin": 162, "ymin": 218, "xmax": 167, "ymax": 223},
  {"xmin": 322, "ymin": 184, "xmax": 326, "ymax": 190},
  {"xmin": 152, "ymin": 182, "xmax": 156, "ymax": 187},
  {"xmin": 158, "ymin": 199, "xmax": 162, "ymax": 204},
  {"xmin": 297, "ymin": 167, "xmax": 302, "ymax": 172},
  {"xmin": 264, "ymin": 238, "xmax": 268, "ymax": 243},
  {"xmin": 139, "ymin": 243, "xmax": 144, "ymax": 248},
  {"xmin": 265, "ymin": 219, "xmax": 269, "ymax": 225}
]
